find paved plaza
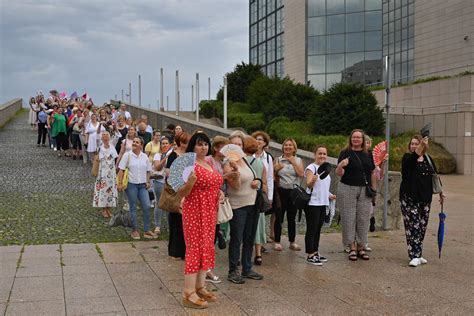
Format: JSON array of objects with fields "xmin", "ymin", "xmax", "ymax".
[{"xmin": 0, "ymin": 113, "xmax": 473, "ymax": 315}]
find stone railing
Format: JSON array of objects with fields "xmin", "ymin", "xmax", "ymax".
[
  {"xmin": 125, "ymin": 102, "xmax": 401, "ymax": 230},
  {"xmin": 0, "ymin": 98, "xmax": 22, "ymax": 128}
]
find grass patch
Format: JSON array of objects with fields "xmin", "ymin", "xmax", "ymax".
[{"xmin": 95, "ymin": 244, "xmax": 104, "ymax": 260}]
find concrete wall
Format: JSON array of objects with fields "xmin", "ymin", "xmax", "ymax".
[
  {"xmin": 373, "ymin": 75, "xmax": 474, "ymax": 174},
  {"xmin": 0, "ymin": 98, "xmax": 22, "ymax": 128},
  {"xmin": 127, "ymin": 103, "xmax": 402, "ymax": 230},
  {"xmin": 283, "ymin": 0, "xmax": 306, "ymax": 84},
  {"xmin": 414, "ymin": 0, "xmax": 474, "ymax": 78}
]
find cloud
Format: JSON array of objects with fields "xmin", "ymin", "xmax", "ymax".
[{"xmin": 0, "ymin": 0, "xmax": 248, "ymax": 110}]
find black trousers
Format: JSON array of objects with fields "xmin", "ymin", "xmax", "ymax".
[
  {"xmin": 56, "ymin": 132, "xmax": 68, "ymax": 151},
  {"xmin": 274, "ymin": 188, "xmax": 297, "ymax": 243},
  {"xmin": 168, "ymin": 212, "xmax": 186, "ymax": 259},
  {"xmin": 37, "ymin": 123, "xmax": 47, "ymax": 145},
  {"xmin": 304, "ymin": 205, "xmax": 326, "ymax": 254}
]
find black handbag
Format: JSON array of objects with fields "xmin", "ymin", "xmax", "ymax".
[
  {"xmin": 291, "ymin": 184, "xmax": 311, "ymax": 210},
  {"xmin": 243, "ymin": 158, "xmax": 271, "ymax": 213},
  {"xmin": 352, "ymin": 151, "xmax": 377, "ymax": 198},
  {"xmin": 108, "ymin": 210, "xmax": 133, "ymax": 228}
]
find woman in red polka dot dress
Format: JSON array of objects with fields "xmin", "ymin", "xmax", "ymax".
[{"xmin": 179, "ymin": 132, "xmax": 224, "ymax": 309}]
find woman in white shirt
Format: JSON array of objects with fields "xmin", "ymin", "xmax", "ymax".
[
  {"xmin": 85, "ymin": 113, "xmax": 103, "ymax": 162},
  {"xmin": 304, "ymin": 145, "xmax": 336, "ymax": 266},
  {"xmin": 117, "ymin": 137, "xmax": 157, "ymax": 240}
]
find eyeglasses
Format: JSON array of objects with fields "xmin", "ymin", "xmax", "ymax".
[{"xmin": 256, "ymin": 138, "xmax": 264, "ymax": 141}]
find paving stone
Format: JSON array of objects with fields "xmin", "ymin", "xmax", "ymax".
[
  {"xmin": 66, "ymin": 296, "xmax": 125, "ymax": 315},
  {"xmin": 0, "ymin": 303, "xmax": 5, "ymax": 315},
  {"xmin": 0, "ymin": 278, "xmax": 13, "ymax": 303},
  {"xmin": 62, "ymin": 243, "xmax": 96, "ymax": 252},
  {"xmin": 106, "ymin": 262, "xmax": 150, "ymax": 274},
  {"xmin": 0, "ymin": 245, "xmax": 22, "ymax": 253},
  {"xmin": 10, "ymin": 282, "xmax": 64, "ymax": 303},
  {"xmin": 63, "ymin": 255, "xmax": 103, "ymax": 266},
  {"xmin": 61, "ymin": 248, "xmax": 99, "ymax": 258},
  {"xmin": 0, "ymin": 252, "xmax": 21, "ymax": 263},
  {"xmin": 62, "ymin": 263, "xmax": 108, "ymax": 276},
  {"xmin": 120, "ymin": 293, "xmax": 181, "ymax": 311},
  {"xmin": 64, "ymin": 274, "xmax": 116, "ymax": 299},
  {"xmin": 16, "ymin": 264, "xmax": 62, "ymax": 278},
  {"xmin": 114, "ymin": 280, "xmax": 166, "ymax": 297},
  {"xmin": 127, "ymin": 309, "xmax": 185, "ymax": 316},
  {"xmin": 20, "ymin": 257, "xmax": 61, "ymax": 267},
  {"xmin": 5, "ymin": 300, "xmax": 65, "ymax": 316}
]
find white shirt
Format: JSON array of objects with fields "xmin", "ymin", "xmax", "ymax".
[
  {"xmin": 118, "ymin": 110, "xmax": 131, "ymax": 120},
  {"xmin": 306, "ymin": 163, "xmax": 331, "ymax": 206},
  {"xmin": 118, "ymin": 151, "xmax": 152, "ymax": 184},
  {"xmin": 253, "ymin": 151, "xmax": 274, "ymax": 201},
  {"xmin": 145, "ymin": 125, "xmax": 153, "ymax": 134}
]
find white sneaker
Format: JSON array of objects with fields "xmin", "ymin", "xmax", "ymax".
[
  {"xmin": 54, "ymin": 147, "xmax": 57, "ymax": 151},
  {"xmin": 409, "ymin": 258, "xmax": 421, "ymax": 267},
  {"xmin": 420, "ymin": 257, "xmax": 428, "ymax": 264}
]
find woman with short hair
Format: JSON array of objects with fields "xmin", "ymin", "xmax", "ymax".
[
  {"xmin": 117, "ymin": 137, "xmax": 157, "ymax": 240},
  {"xmin": 336, "ymin": 129, "xmax": 376, "ymax": 261},
  {"xmin": 93, "ymin": 131, "xmax": 118, "ymax": 218},
  {"xmin": 273, "ymin": 138, "xmax": 304, "ymax": 251}
]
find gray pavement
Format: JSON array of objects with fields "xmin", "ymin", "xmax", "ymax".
[{"xmin": 1, "ymin": 112, "xmax": 473, "ymax": 315}]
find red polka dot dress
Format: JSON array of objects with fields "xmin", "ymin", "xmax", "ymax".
[{"xmin": 182, "ymin": 163, "xmax": 223, "ymax": 275}]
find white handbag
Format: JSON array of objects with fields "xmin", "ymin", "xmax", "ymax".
[{"xmin": 217, "ymin": 197, "xmax": 233, "ymax": 224}]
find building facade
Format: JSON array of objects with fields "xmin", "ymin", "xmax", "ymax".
[{"xmin": 249, "ymin": 0, "xmax": 473, "ymax": 90}]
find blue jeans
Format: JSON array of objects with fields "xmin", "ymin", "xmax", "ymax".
[
  {"xmin": 228, "ymin": 205, "xmax": 259, "ymax": 274},
  {"xmin": 152, "ymin": 180, "xmax": 165, "ymax": 229},
  {"xmin": 125, "ymin": 183, "xmax": 151, "ymax": 232}
]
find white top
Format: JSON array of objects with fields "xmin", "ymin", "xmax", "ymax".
[
  {"xmin": 306, "ymin": 163, "xmax": 331, "ymax": 206},
  {"xmin": 152, "ymin": 152, "xmax": 168, "ymax": 183},
  {"xmin": 277, "ymin": 156, "xmax": 302, "ymax": 189},
  {"xmin": 118, "ymin": 151, "xmax": 152, "ymax": 184},
  {"xmin": 145, "ymin": 125, "xmax": 153, "ymax": 134},
  {"xmin": 253, "ymin": 151, "xmax": 274, "ymax": 201},
  {"xmin": 98, "ymin": 145, "xmax": 118, "ymax": 160},
  {"xmin": 118, "ymin": 110, "xmax": 131, "ymax": 120}
]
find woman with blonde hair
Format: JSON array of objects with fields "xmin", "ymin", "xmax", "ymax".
[
  {"xmin": 336, "ymin": 129, "xmax": 376, "ymax": 261},
  {"xmin": 273, "ymin": 138, "xmax": 304, "ymax": 251}
]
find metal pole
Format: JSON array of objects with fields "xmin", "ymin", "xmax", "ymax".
[
  {"xmin": 177, "ymin": 90, "xmax": 180, "ymax": 116},
  {"xmin": 191, "ymin": 84, "xmax": 194, "ymax": 112},
  {"xmin": 223, "ymin": 76, "xmax": 228, "ymax": 129},
  {"xmin": 383, "ymin": 55, "xmax": 391, "ymax": 231},
  {"xmin": 128, "ymin": 82, "xmax": 131, "ymax": 104},
  {"xmin": 138, "ymin": 75, "xmax": 142, "ymax": 107},
  {"xmin": 160, "ymin": 68, "xmax": 164, "ymax": 111},
  {"xmin": 175, "ymin": 70, "xmax": 179, "ymax": 116},
  {"xmin": 196, "ymin": 73, "xmax": 200, "ymax": 122},
  {"xmin": 208, "ymin": 77, "xmax": 211, "ymax": 100},
  {"xmin": 166, "ymin": 96, "xmax": 169, "ymax": 111},
  {"xmin": 121, "ymin": 89, "xmax": 124, "ymax": 101}
]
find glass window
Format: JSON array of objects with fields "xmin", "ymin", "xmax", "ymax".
[
  {"xmin": 250, "ymin": 25, "xmax": 257, "ymax": 47},
  {"xmin": 258, "ymin": 0, "xmax": 266, "ymax": 19},
  {"xmin": 346, "ymin": 0, "xmax": 364, "ymax": 13},
  {"xmin": 395, "ymin": 0, "xmax": 402, "ymax": 8},
  {"xmin": 383, "ymin": 23, "xmax": 388, "ymax": 35},
  {"xmin": 308, "ymin": 36, "xmax": 326, "ymax": 55},
  {"xmin": 389, "ymin": 0, "xmax": 394, "ymax": 11},
  {"xmin": 276, "ymin": 35, "xmax": 284, "ymax": 59},
  {"xmin": 402, "ymin": 5, "xmax": 408, "ymax": 17},
  {"xmin": 346, "ymin": 32, "xmax": 365, "ymax": 52},
  {"xmin": 401, "ymin": 39, "xmax": 407, "ymax": 51},
  {"xmin": 267, "ymin": 62, "xmax": 276, "ymax": 76},
  {"xmin": 408, "ymin": 26, "xmax": 414, "ymax": 38},
  {"xmin": 365, "ymin": 11, "xmax": 382, "ymax": 31},
  {"xmin": 308, "ymin": 74, "xmax": 325, "ymax": 91},
  {"xmin": 408, "ymin": 36, "xmax": 414, "ymax": 49},
  {"xmin": 267, "ymin": 38, "xmax": 275, "ymax": 63},
  {"xmin": 258, "ymin": 19, "xmax": 266, "ymax": 42},
  {"xmin": 365, "ymin": 31, "xmax": 382, "ymax": 51},
  {"xmin": 308, "ymin": 55, "xmax": 326, "ymax": 74},
  {"xmin": 383, "ymin": 13, "xmax": 388, "ymax": 25},
  {"xmin": 327, "ymin": 0, "xmax": 345, "ymax": 15},
  {"xmin": 276, "ymin": 0, "xmax": 283, "ymax": 9},
  {"xmin": 408, "ymin": 48, "xmax": 414, "ymax": 60},
  {"xmin": 346, "ymin": 52, "xmax": 365, "ymax": 68},
  {"xmin": 395, "ymin": 8, "xmax": 401, "ymax": 20},
  {"xmin": 395, "ymin": 19, "xmax": 401, "ymax": 32},
  {"xmin": 346, "ymin": 13, "xmax": 364, "ymax": 32},
  {"xmin": 366, "ymin": 0, "xmax": 382, "ymax": 10},
  {"xmin": 276, "ymin": 60, "xmax": 284, "ymax": 77},
  {"xmin": 383, "ymin": 45, "xmax": 388, "ymax": 56},
  {"xmin": 327, "ymin": 34, "xmax": 345, "ymax": 53},
  {"xmin": 408, "ymin": 60, "xmax": 414, "ymax": 78},
  {"xmin": 276, "ymin": 9, "xmax": 284, "ymax": 34},
  {"xmin": 250, "ymin": 2, "xmax": 258, "ymax": 24},
  {"xmin": 308, "ymin": 16, "xmax": 326, "ymax": 36},
  {"xmin": 401, "ymin": 61, "xmax": 408, "ymax": 80},
  {"xmin": 258, "ymin": 42, "xmax": 266, "ymax": 65},
  {"xmin": 327, "ymin": 54, "xmax": 345, "ymax": 72},
  {"xmin": 250, "ymin": 48, "xmax": 258, "ymax": 64},
  {"xmin": 326, "ymin": 73, "xmax": 342, "ymax": 88},
  {"xmin": 365, "ymin": 50, "xmax": 382, "ymax": 61},
  {"xmin": 408, "ymin": 14, "xmax": 414, "ymax": 26},
  {"xmin": 308, "ymin": 0, "xmax": 325, "ymax": 17},
  {"xmin": 267, "ymin": 13, "xmax": 276, "ymax": 38},
  {"xmin": 267, "ymin": 0, "xmax": 275, "ymax": 14},
  {"xmin": 327, "ymin": 14, "xmax": 345, "ymax": 34}
]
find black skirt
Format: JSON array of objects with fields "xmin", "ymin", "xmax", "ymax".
[{"xmin": 168, "ymin": 212, "xmax": 186, "ymax": 259}]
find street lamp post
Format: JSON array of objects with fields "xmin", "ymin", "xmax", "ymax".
[
  {"xmin": 128, "ymin": 82, "xmax": 131, "ymax": 104},
  {"xmin": 196, "ymin": 73, "xmax": 200, "ymax": 122},
  {"xmin": 160, "ymin": 68, "xmax": 164, "ymax": 111},
  {"xmin": 383, "ymin": 55, "xmax": 391, "ymax": 231},
  {"xmin": 138, "ymin": 75, "xmax": 142, "ymax": 107},
  {"xmin": 223, "ymin": 76, "xmax": 228, "ymax": 129}
]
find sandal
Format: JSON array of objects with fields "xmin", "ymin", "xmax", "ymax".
[
  {"xmin": 348, "ymin": 250, "xmax": 358, "ymax": 261},
  {"xmin": 357, "ymin": 250, "xmax": 370, "ymax": 260},
  {"xmin": 273, "ymin": 243, "xmax": 283, "ymax": 251},
  {"xmin": 289, "ymin": 243, "xmax": 301, "ymax": 251},
  {"xmin": 196, "ymin": 287, "xmax": 217, "ymax": 302},
  {"xmin": 183, "ymin": 291, "xmax": 208, "ymax": 309},
  {"xmin": 254, "ymin": 256, "xmax": 262, "ymax": 266}
]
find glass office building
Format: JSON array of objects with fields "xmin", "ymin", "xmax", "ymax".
[
  {"xmin": 308, "ymin": 0, "xmax": 383, "ymax": 91},
  {"xmin": 249, "ymin": 0, "xmax": 285, "ymax": 78}
]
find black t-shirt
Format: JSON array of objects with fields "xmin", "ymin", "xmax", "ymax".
[
  {"xmin": 166, "ymin": 151, "xmax": 178, "ymax": 169},
  {"xmin": 338, "ymin": 149, "xmax": 375, "ymax": 187},
  {"xmin": 400, "ymin": 152, "xmax": 436, "ymax": 203}
]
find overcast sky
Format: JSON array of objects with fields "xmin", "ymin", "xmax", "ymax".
[{"xmin": 0, "ymin": 0, "xmax": 248, "ymax": 110}]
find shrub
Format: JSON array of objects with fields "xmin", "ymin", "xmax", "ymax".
[
  {"xmin": 216, "ymin": 62, "xmax": 264, "ymax": 102},
  {"xmin": 311, "ymin": 82, "xmax": 385, "ymax": 136}
]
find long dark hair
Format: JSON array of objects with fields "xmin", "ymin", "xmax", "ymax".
[{"xmin": 186, "ymin": 132, "xmax": 211, "ymax": 156}]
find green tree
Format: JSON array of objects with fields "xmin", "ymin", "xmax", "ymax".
[
  {"xmin": 247, "ymin": 76, "xmax": 320, "ymax": 123},
  {"xmin": 216, "ymin": 62, "xmax": 264, "ymax": 102},
  {"xmin": 311, "ymin": 82, "xmax": 385, "ymax": 136}
]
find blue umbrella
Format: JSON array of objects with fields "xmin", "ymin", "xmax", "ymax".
[{"xmin": 437, "ymin": 203, "xmax": 446, "ymax": 259}]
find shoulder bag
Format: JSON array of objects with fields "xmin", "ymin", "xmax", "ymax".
[
  {"xmin": 217, "ymin": 197, "xmax": 233, "ymax": 224},
  {"xmin": 158, "ymin": 182, "xmax": 182, "ymax": 213},
  {"xmin": 122, "ymin": 152, "xmax": 131, "ymax": 190},
  {"xmin": 426, "ymin": 155, "xmax": 443, "ymax": 194},
  {"xmin": 243, "ymin": 158, "xmax": 271, "ymax": 213},
  {"xmin": 91, "ymin": 148, "xmax": 100, "ymax": 177},
  {"xmin": 290, "ymin": 163, "xmax": 316, "ymax": 210},
  {"xmin": 352, "ymin": 151, "xmax": 377, "ymax": 198}
]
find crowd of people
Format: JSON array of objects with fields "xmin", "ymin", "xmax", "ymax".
[{"xmin": 29, "ymin": 91, "xmax": 445, "ymax": 309}]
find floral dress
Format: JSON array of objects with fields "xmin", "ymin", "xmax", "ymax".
[
  {"xmin": 93, "ymin": 145, "xmax": 118, "ymax": 208},
  {"xmin": 182, "ymin": 163, "xmax": 223, "ymax": 274}
]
